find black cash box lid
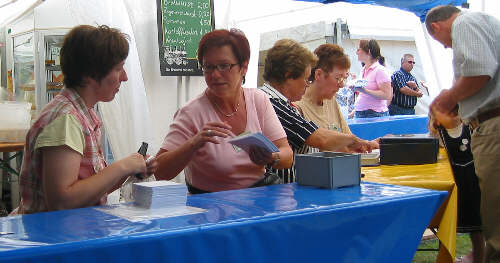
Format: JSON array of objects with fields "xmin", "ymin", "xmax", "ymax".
[
  {"xmin": 379, "ymin": 133, "xmax": 437, "ymax": 144},
  {"xmin": 379, "ymin": 133, "xmax": 439, "ymax": 165}
]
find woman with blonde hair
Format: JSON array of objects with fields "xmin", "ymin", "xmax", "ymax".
[{"xmin": 295, "ymin": 43, "xmax": 378, "ymax": 151}]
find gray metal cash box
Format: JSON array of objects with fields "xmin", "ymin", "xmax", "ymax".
[{"xmin": 295, "ymin": 152, "xmax": 361, "ymax": 189}]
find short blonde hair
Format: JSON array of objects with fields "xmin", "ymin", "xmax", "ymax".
[{"xmin": 263, "ymin": 39, "xmax": 317, "ymax": 85}]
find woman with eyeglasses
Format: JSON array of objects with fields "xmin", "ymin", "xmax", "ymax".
[
  {"xmin": 154, "ymin": 29, "xmax": 293, "ymax": 194},
  {"xmin": 259, "ymin": 39, "xmax": 374, "ymax": 183},
  {"xmin": 295, "ymin": 44, "xmax": 379, "ymax": 152},
  {"xmin": 353, "ymin": 39, "xmax": 392, "ymax": 118}
]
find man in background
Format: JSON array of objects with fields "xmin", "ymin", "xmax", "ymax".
[
  {"xmin": 389, "ymin": 54, "xmax": 425, "ymax": 115},
  {"xmin": 426, "ymin": 5, "xmax": 500, "ymax": 262}
]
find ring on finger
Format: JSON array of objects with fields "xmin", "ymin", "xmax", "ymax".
[{"xmin": 207, "ymin": 129, "xmax": 212, "ymax": 136}]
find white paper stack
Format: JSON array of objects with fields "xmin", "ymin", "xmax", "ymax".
[{"xmin": 133, "ymin": 181, "xmax": 187, "ymax": 209}]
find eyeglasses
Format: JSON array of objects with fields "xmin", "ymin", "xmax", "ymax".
[
  {"xmin": 202, "ymin": 63, "xmax": 239, "ymax": 73},
  {"xmin": 327, "ymin": 71, "xmax": 347, "ymax": 84},
  {"xmin": 407, "ymin": 61, "xmax": 416, "ymax": 65},
  {"xmin": 335, "ymin": 77, "xmax": 347, "ymax": 83}
]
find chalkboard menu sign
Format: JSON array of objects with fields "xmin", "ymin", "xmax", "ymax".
[{"xmin": 156, "ymin": 0, "xmax": 215, "ymax": 76}]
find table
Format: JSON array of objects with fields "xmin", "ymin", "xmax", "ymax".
[
  {"xmin": 347, "ymin": 114, "xmax": 429, "ymax": 140},
  {"xmin": 363, "ymin": 149, "xmax": 457, "ymax": 263},
  {"xmin": 0, "ymin": 142, "xmax": 24, "ymax": 212},
  {"xmin": 0, "ymin": 182, "xmax": 446, "ymax": 263},
  {"xmin": 0, "ymin": 142, "xmax": 24, "ymax": 177}
]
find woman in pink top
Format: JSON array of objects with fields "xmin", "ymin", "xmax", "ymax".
[
  {"xmin": 353, "ymin": 39, "xmax": 392, "ymax": 118},
  {"xmin": 155, "ymin": 29, "xmax": 293, "ymax": 193}
]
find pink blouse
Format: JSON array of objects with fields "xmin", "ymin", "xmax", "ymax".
[
  {"xmin": 161, "ymin": 88, "xmax": 286, "ymax": 192},
  {"xmin": 354, "ymin": 61, "xmax": 391, "ymax": 112}
]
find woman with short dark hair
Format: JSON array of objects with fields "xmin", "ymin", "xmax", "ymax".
[
  {"xmin": 155, "ymin": 29, "xmax": 293, "ymax": 194},
  {"xmin": 14, "ymin": 25, "xmax": 157, "ymax": 214}
]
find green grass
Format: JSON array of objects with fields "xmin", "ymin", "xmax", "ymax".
[{"xmin": 412, "ymin": 234, "xmax": 472, "ymax": 262}]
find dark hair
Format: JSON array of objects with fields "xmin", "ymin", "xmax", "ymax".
[
  {"xmin": 310, "ymin": 43, "xmax": 350, "ymax": 82},
  {"xmin": 197, "ymin": 28, "xmax": 250, "ymax": 67},
  {"xmin": 263, "ymin": 39, "xmax": 317, "ymax": 85},
  {"xmin": 425, "ymin": 5, "xmax": 461, "ymax": 34},
  {"xmin": 359, "ymin": 39, "xmax": 385, "ymax": 66},
  {"xmin": 60, "ymin": 25, "xmax": 129, "ymax": 88}
]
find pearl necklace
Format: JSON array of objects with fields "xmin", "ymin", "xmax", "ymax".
[{"xmin": 206, "ymin": 90, "xmax": 241, "ymax": 118}]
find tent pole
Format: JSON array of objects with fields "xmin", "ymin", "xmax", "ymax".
[
  {"xmin": 176, "ymin": 76, "xmax": 183, "ymax": 110},
  {"xmin": 0, "ymin": 0, "xmax": 17, "ymax": 9},
  {"xmin": 185, "ymin": 76, "xmax": 190, "ymax": 103},
  {"xmin": 336, "ymin": 18, "xmax": 342, "ymax": 45}
]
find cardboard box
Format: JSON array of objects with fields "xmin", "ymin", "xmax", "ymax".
[
  {"xmin": 295, "ymin": 152, "xmax": 361, "ymax": 189},
  {"xmin": 380, "ymin": 134, "xmax": 439, "ymax": 165}
]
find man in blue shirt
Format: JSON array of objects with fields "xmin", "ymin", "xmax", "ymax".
[{"xmin": 389, "ymin": 54, "xmax": 425, "ymax": 115}]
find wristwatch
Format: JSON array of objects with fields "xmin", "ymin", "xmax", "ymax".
[{"xmin": 270, "ymin": 152, "xmax": 280, "ymax": 167}]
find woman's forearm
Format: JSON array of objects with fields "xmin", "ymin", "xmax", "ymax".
[
  {"xmin": 362, "ymin": 81, "xmax": 392, "ymax": 100},
  {"xmin": 274, "ymin": 144, "xmax": 293, "ymax": 169},
  {"xmin": 155, "ymin": 140, "xmax": 197, "ymax": 181},
  {"xmin": 44, "ymin": 155, "xmax": 132, "ymax": 210},
  {"xmin": 306, "ymin": 128, "xmax": 357, "ymax": 151},
  {"xmin": 363, "ymin": 87, "xmax": 391, "ymax": 100}
]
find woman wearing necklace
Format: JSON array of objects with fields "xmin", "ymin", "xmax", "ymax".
[
  {"xmin": 155, "ymin": 29, "xmax": 293, "ymax": 194},
  {"xmin": 295, "ymin": 44, "xmax": 379, "ymax": 152}
]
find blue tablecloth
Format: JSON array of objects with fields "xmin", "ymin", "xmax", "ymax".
[
  {"xmin": 0, "ymin": 182, "xmax": 445, "ymax": 263},
  {"xmin": 348, "ymin": 114, "xmax": 429, "ymax": 140}
]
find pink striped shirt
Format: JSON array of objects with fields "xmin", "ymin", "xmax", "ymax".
[{"xmin": 16, "ymin": 88, "xmax": 107, "ymax": 214}]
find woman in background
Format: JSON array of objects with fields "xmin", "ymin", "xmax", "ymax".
[
  {"xmin": 155, "ymin": 29, "xmax": 293, "ymax": 194},
  {"xmin": 259, "ymin": 39, "xmax": 374, "ymax": 183},
  {"xmin": 295, "ymin": 43, "xmax": 379, "ymax": 151},
  {"xmin": 353, "ymin": 39, "xmax": 392, "ymax": 118}
]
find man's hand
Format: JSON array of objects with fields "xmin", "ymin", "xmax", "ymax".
[
  {"xmin": 430, "ymin": 89, "xmax": 458, "ymax": 116},
  {"xmin": 430, "ymin": 108, "xmax": 461, "ymax": 130},
  {"xmin": 415, "ymin": 88, "xmax": 424, "ymax": 98},
  {"xmin": 407, "ymin": 81, "xmax": 417, "ymax": 90}
]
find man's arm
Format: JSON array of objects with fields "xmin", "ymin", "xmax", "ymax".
[
  {"xmin": 431, "ymin": 75, "xmax": 491, "ymax": 115},
  {"xmin": 399, "ymin": 86, "xmax": 423, "ymax": 97}
]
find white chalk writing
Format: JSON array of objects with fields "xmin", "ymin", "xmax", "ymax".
[{"xmin": 167, "ymin": 0, "xmax": 194, "ymax": 9}]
